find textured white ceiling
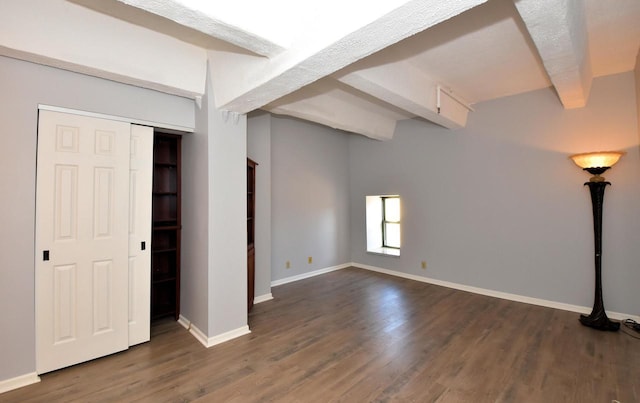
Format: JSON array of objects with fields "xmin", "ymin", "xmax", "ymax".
[
  {"xmin": 3, "ymin": 0, "xmax": 638, "ymax": 139},
  {"xmin": 585, "ymin": 0, "xmax": 640, "ymax": 77},
  {"xmin": 380, "ymin": 0, "xmax": 552, "ymax": 103}
]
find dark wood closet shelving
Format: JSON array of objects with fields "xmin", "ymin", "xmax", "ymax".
[
  {"xmin": 151, "ymin": 133, "xmax": 181, "ymax": 321},
  {"xmin": 247, "ymin": 158, "xmax": 257, "ymax": 312}
]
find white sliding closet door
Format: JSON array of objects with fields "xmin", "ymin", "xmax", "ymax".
[
  {"xmin": 35, "ymin": 110, "xmax": 151, "ymax": 374},
  {"xmin": 128, "ymin": 125, "xmax": 153, "ymax": 346}
]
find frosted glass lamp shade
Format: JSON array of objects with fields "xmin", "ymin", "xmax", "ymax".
[
  {"xmin": 570, "ymin": 151, "xmax": 624, "ymax": 169},
  {"xmin": 570, "ymin": 151, "xmax": 624, "ymax": 181}
]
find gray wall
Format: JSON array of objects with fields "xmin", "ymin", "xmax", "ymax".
[
  {"xmin": 247, "ymin": 112, "xmax": 273, "ymax": 298},
  {"xmin": 271, "ymin": 116, "xmax": 351, "ymax": 281},
  {"xmin": 0, "ymin": 55, "xmax": 194, "ymax": 382},
  {"xmin": 181, "ymin": 74, "xmax": 210, "ymax": 332},
  {"xmin": 634, "ymin": 49, "xmax": 640, "ymax": 143},
  {"xmin": 205, "ymin": 73, "xmax": 248, "ymax": 336},
  {"xmin": 349, "ymin": 72, "xmax": 640, "ymax": 315},
  {"xmin": 181, "ymin": 60, "xmax": 249, "ymax": 338}
]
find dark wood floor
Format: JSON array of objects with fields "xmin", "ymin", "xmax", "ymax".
[{"xmin": 4, "ymin": 267, "xmax": 639, "ymax": 402}]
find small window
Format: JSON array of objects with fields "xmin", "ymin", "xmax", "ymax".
[
  {"xmin": 366, "ymin": 195, "xmax": 401, "ymax": 256},
  {"xmin": 382, "ymin": 196, "xmax": 400, "ymax": 249}
]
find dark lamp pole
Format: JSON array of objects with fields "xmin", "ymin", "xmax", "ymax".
[{"xmin": 570, "ymin": 151, "xmax": 624, "ymax": 332}]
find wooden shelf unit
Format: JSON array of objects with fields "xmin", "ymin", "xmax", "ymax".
[
  {"xmin": 247, "ymin": 158, "xmax": 257, "ymax": 312},
  {"xmin": 151, "ymin": 133, "xmax": 181, "ymax": 321}
]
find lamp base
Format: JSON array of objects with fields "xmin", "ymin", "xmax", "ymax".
[{"xmin": 579, "ymin": 312, "xmax": 620, "ymax": 332}]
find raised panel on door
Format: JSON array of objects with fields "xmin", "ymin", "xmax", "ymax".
[
  {"xmin": 36, "ymin": 110, "xmax": 131, "ymax": 374},
  {"xmin": 53, "ymin": 264, "xmax": 77, "ymax": 343},
  {"xmin": 128, "ymin": 125, "xmax": 153, "ymax": 345},
  {"xmin": 93, "ymin": 260, "xmax": 115, "ymax": 334}
]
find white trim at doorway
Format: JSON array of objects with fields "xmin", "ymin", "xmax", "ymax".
[{"xmin": 38, "ymin": 104, "xmax": 194, "ymax": 133}]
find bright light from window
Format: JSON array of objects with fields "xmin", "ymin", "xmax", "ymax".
[
  {"xmin": 382, "ymin": 197, "xmax": 400, "ymax": 249},
  {"xmin": 384, "ymin": 197, "xmax": 400, "ymax": 222},
  {"xmin": 366, "ymin": 195, "xmax": 400, "ymax": 256},
  {"xmin": 385, "ymin": 223, "xmax": 401, "ymax": 248}
]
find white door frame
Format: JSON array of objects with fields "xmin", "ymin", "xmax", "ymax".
[{"xmin": 37, "ymin": 105, "xmax": 194, "ymax": 133}]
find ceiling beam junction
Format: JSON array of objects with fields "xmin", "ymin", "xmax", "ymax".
[
  {"xmin": 264, "ymin": 86, "xmax": 398, "ymax": 141},
  {"xmin": 334, "ymin": 59, "xmax": 471, "ymax": 130},
  {"xmin": 514, "ymin": 0, "xmax": 592, "ymax": 109},
  {"xmin": 208, "ymin": 0, "xmax": 488, "ymax": 114}
]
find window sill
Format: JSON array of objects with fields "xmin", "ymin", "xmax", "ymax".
[{"xmin": 367, "ymin": 247, "xmax": 400, "ymax": 257}]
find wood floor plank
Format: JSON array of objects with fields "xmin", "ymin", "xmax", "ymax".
[{"xmin": 3, "ymin": 267, "xmax": 639, "ymax": 402}]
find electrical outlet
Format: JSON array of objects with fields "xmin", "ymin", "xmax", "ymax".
[
  {"xmin": 286, "ymin": 260, "xmax": 291, "ymax": 269},
  {"xmin": 421, "ymin": 261, "xmax": 427, "ymax": 270},
  {"xmin": 308, "ymin": 256, "xmax": 313, "ymax": 264}
]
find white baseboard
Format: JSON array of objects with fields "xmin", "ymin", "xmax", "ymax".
[
  {"xmin": 206, "ymin": 326, "xmax": 251, "ymax": 347},
  {"xmin": 0, "ymin": 372, "xmax": 40, "ymax": 394},
  {"xmin": 177, "ymin": 314, "xmax": 190, "ymax": 330},
  {"xmin": 254, "ymin": 293, "xmax": 273, "ymax": 304},
  {"xmin": 352, "ymin": 262, "xmax": 640, "ymax": 322},
  {"xmin": 177, "ymin": 314, "xmax": 209, "ymax": 347},
  {"xmin": 178, "ymin": 314, "xmax": 251, "ymax": 348},
  {"xmin": 189, "ymin": 323, "xmax": 211, "ymax": 348},
  {"xmin": 271, "ymin": 263, "xmax": 351, "ymax": 287}
]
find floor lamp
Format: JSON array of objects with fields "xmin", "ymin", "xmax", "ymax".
[{"xmin": 570, "ymin": 151, "xmax": 624, "ymax": 331}]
